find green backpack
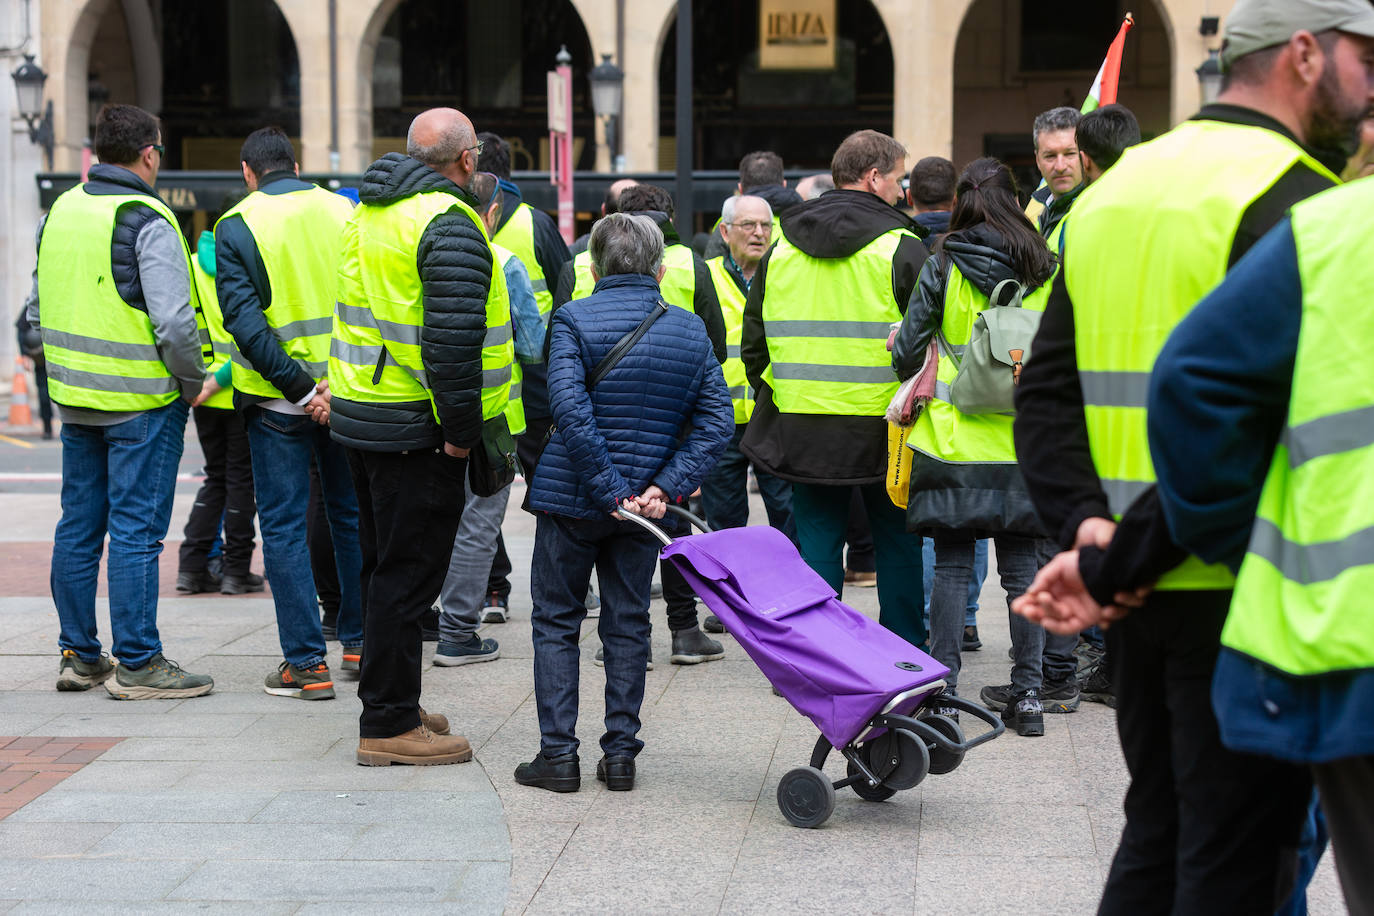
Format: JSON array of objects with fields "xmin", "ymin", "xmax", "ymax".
[{"xmin": 938, "ymin": 277, "xmax": 1040, "ymax": 415}]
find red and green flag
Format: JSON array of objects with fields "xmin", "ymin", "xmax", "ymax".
[{"xmin": 1082, "ymin": 12, "xmax": 1136, "ymax": 113}]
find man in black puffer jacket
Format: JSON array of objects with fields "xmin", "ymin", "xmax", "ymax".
[{"xmin": 329, "ymin": 108, "xmax": 497, "ymax": 767}]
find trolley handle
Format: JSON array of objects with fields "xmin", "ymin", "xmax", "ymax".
[{"xmin": 616, "ymin": 502, "xmax": 714, "ymax": 546}]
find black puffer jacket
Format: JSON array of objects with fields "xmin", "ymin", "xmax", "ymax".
[{"xmin": 330, "ymin": 154, "xmax": 492, "ymax": 453}]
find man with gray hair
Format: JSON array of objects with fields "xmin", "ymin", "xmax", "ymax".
[
  {"xmin": 1026, "ymin": 105, "xmax": 1083, "ymax": 239},
  {"xmin": 516, "ymin": 213, "xmax": 733, "ymax": 793}
]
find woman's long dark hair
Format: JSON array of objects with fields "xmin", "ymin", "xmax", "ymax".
[{"xmin": 938, "ymin": 157, "xmax": 1056, "ymax": 288}]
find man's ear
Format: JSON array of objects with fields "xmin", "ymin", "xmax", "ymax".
[{"xmin": 241, "ymin": 161, "xmax": 257, "ymax": 191}]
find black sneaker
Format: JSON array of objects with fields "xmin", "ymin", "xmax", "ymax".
[
  {"xmin": 1002, "ymin": 690, "xmax": 1044, "ymax": 737},
  {"xmin": 669, "ymin": 627, "xmax": 725, "ymax": 664},
  {"xmin": 979, "ymin": 683, "xmax": 1014, "ymax": 712},
  {"xmin": 1079, "ymin": 663, "xmax": 1116, "ymax": 709},
  {"xmin": 221, "ymin": 572, "xmax": 265, "ymax": 595},
  {"xmin": 514, "ymin": 752, "xmax": 580, "ymax": 793},
  {"xmin": 1041, "ymin": 678, "xmax": 1081, "ymax": 714},
  {"xmin": 175, "ymin": 569, "xmax": 222, "ymax": 594},
  {"xmin": 702, "ymin": 614, "xmax": 726, "ymax": 634},
  {"xmin": 961, "ymin": 625, "xmax": 982, "ymax": 651}
]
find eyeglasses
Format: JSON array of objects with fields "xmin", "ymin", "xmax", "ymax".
[
  {"xmin": 465, "ymin": 140, "xmax": 485, "ymax": 158},
  {"xmin": 728, "ymin": 219, "xmax": 769, "ymax": 234},
  {"xmin": 145, "ymin": 143, "xmax": 165, "ymax": 158}
]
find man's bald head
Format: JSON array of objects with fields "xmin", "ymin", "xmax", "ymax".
[{"xmin": 407, "ymin": 108, "xmax": 477, "ymax": 185}]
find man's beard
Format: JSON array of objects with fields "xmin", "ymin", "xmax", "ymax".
[{"xmin": 1306, "ymin": 63, "xmax": 1368, "ymax": 160}]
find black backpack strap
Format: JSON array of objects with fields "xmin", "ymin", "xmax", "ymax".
[{"xmin": 588, "ymin": 299, "xmax": 671, "ymax": 390}]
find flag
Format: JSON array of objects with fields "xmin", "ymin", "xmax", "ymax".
[{"xmin": 1082, "ymin": 12, "xmax": 1135, "ymax": 113}]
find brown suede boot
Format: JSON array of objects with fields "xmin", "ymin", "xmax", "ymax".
[
  {"xmin": 418, "ymin": 707, "xmax": 450, "ymax": 735},
  {"xmin": 357, "ymin": 725, "xmax": 472, "ymax": 766}
]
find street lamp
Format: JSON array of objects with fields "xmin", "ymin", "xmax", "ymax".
[
  {"xmin": 1195, "ymin": 47, "xmax": 1223, "ymax": 106},
  {"xmin": 589, "ymin": 53, "xmax": 624, "ymax": 171},
  {"xmin": 11, "ymin": 53, "xmax": 53, "ymax": 168}
]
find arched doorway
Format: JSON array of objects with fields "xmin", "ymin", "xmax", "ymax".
[
  {"xmin": 952, "ymin": 0, "xmax": 1173, "ymax": 195},
  {"xmin": 657, "ymin": 1, "xmax": 895, "ymax": 173},
  {"xmin": 368, "ymin": 0, "xmax": 595, "ymax": 170}
]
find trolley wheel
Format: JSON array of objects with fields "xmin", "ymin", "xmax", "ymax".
[
  {"xmin": 923, "ymin": 714, "xmax": 967, "ymax": 775},
  {"xmin": 846, "ymin": 757, "xmax": 897, "ymax": 802},
  {"xmin": 866, "ymin": 728, "xmax": 930, "ymax": 790},
  {"xmin": 777, "ymin": 766, "xmax": 837, "ymax": 828}
]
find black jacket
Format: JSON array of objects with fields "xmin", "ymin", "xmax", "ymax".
[
  {"xmin": 1037, "ymin": 183, "xmax": 1083, "ymax": 240},
  {"xmin": 740, "ymin": 189, "xmax": 929, "ymax": 484},
  {"xmin": 330, "ymin": 154, "xmax": 492, "ymax": 453},
  {"xmin": 893, "ymin": 225, "xmax": 1049, "ymax": 536}
]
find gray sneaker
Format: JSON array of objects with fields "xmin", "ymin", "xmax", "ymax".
[
  {"xmin": 593, "ymin": 645, "xmax": 653, "ymax": 670},
  {"xmin": 105, "ymin": 654, "xmax": 213, "ymax": 700},
  {"xmin": 56, "ymin": 649, "xmax": 115, "ymax": 691},
  {"xmin": 433, "ymin": 636, "xmax": 500, "ymax": 667}
]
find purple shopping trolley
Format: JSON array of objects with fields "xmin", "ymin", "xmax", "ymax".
[{"xmin": 622, "ymin": 506, "xmax": 1004, "ymax": 828}]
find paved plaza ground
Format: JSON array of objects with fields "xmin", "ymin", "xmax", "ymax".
[{"xmin": 0, "ymin": 418, "xmax": 1349, "ymax": 914}]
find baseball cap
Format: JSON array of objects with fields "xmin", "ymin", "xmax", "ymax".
[{"xmin": 1222, "ymin": 0, "xmax": 1374, "ymax": 69}]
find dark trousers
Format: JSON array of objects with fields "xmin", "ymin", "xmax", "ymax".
[
  {"xmin": 1313, "ymin": 755, "xmax": 1374, "ymax": 913},
  {"xmin": 486, "ymin": 414, "xmax": 553, "ymax": 601},
  {"xmin": 348, "ymin": 447, "xmax": 467, "ymax": 739},
  {"xmin": 307, "ymin": 459, "xmax": 341, "ymax": 621},
  {"xmin": 32, "ymin": 359, "xmax": 53, "ymax": 431},
  {"xmin": 699, "ymin": 423, "xmax": 796, "ymax": 542},
  {"xmin": 660, "ymin": 499, "xmax": 705, "ymax": 631},
  {"xmin": 179, "ymin": 405, "xmax": 256, "ymax": 577},
  {"xmin": 844, "ymin": 487, "xmax": 875, "ymax": 573},
  {"xmin": 530, "ymin": 512, "xmax": 659, "ymax": 759},
  {"xmin": 1099, "ymin": 590, "xmax": 1310, "ymax": 916}
]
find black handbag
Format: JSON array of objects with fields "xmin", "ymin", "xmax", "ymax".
[{"xmin": 468, "ymin": 413, "xmax": 519, "ymax": 497}]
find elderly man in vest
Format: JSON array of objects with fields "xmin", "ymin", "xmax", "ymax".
[
  {"xmin": 215, "ymin": 127, "xmax": 360, "ymax": 703},
  {"xmin": 28, "ymin": 104, "xmax": 214, "ymax": 699},
  {"xmin": 330, "ymin": 108, "xmax": 509, "ymax": 766},
  {"xmin": 515, "ymin": 213, "xmax": 733, "ymax": 793},
  {"xmin": 1011, "ymin": 0, "xmax": 1374, "ymax": 910}
]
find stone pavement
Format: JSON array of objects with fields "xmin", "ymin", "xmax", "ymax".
[{"xmin": 0, "ymin": 426, "xmax": 1349, "ymax": 913}]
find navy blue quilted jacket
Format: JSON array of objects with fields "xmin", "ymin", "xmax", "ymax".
[{"xmin": 530, "ymin": 273, "xmax": 733, "ymax": 520}]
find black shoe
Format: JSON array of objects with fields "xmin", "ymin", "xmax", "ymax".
[
  {"xmin": 1041, "ymin": 678, "xmax": 1081, "ymax": 713},
  {"xmin": 702, "ymin": 614, "xmax": 726, "ymax": 634},
  {"xmin": 961, "ymin": 625, "xmax": 982, "ymax": 651},
  {"xmin": 670, "ymin": 627, "xmax": 725, "ymax": 664},
  {"xmin": 422, "ymin": 606, "xmax": 441, "ymax": 642},
  {"xmin": 220, "ymin": 572, "xmax": 265, "ymax": 595},
  {"xmin": 176, "ymin": 569, "xmax": 222, "ymax": 595},
  {"xmin": 596, "ymin": 755, "xmax": 635, "ymax": 791},
  {"xmin": 514, "ymin": 753, "xmax": 580, "ymax": 793},
  {"xmin": 1002, "ymin": 690, "xmax": 1044, "ymax": 737},
  {"xmin": 1079, "ymin": 663, "xmax": 1116, "ymax": 709},
  {"xmin": 979, "ymin": 683, "xmax": 1013, "ymax": 712},
  {"xmin": 1075, "ymin": 640, "xmax": 1106, "ymax": 672}
]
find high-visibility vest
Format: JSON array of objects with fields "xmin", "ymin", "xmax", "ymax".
[
  {"xmin": 705, "ymin": 256, "xmax": 753, "ymax": 424},
  {"xmin": 1225, "ymin": 179, "xmax": 1374, "ymax": 676},
  {"xmin": 1066, "ymin": 120, "xmax": 1338, "ymax": 591},
  {"xmin": 330, "ymin": 190, "xmax": 512, "ymax": 424},
  {"xmin": 907, "ymin": 264, "xmax": 1048, "ymax": 462},
  {"xmin": 759, "ymin": 228, "xmax": 912, "ymax": 416},
  {"xmin": 216, "ymin": 186, "xmax": 352, "ymax": 399},
  {"xmin": 492, "ymin": 242, "xmax": 527, "ymax": 436},
  {"xmin": 493, "ymin": 202, "xmax": 553, "ymax": 325},
  {"xmin": 571, "ymin": 243, "xmax": 696, "ymax": 312},
  {"xmin": 191, "ymin": 256, "xmax": 234, "ymax": 410},
  {"xmin": 37, "ymin": 185, "xmax": 206, "ymax": 411}
]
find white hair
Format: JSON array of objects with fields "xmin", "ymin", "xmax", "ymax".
[{"xmin": 721, "ymin": 194, "xmax": 773, "ymax": 225}]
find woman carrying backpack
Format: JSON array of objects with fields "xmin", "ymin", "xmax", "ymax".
[{"xmin": 891, "ymin": 157, "xmax": 1059, "ymax": 737}]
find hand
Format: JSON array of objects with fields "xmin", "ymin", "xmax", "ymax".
[
  {"xmin": 315, "ymin": 377, "xmax": 331, "ymax": 405},
  {"xmin": 633, "ymin": 485, "xmax": 669, "ymax": 519},
  {"xmin": 1012, "ymin": 551, "xmax": 1110, "ymax": 635},
  {"xmin": 20, "ymin": 356, "xmax": 34, "ymax": 371},
  {"xmin": 443, "ymin": 442, "xmax": 470, "ymax": 458},
  {"xmin": 304, "ymin": 393, "xmax": 330, "ymax": 425},
  {"xmin": 1074, "ymin": 516, "xmax": 1117, "ymax": 550},
  {"xmin": 191, "ymin": 376, "xmax": 222, "ymax": 407}
]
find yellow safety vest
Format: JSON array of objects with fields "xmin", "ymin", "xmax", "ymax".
[
  {"xmin": 572, "ymin": 243, "xmax": 697, "ymax": 312},
  {"xmin": 191, "ymin": 256, "xmax": 234, "ymax": 410},
  {"xmin": 216, "ymin": 187, "xmax": 353, "ymax": 398},
  {"xmin": 1225, "ymin": 178, "xmax": 1374, "ymax": 675},
  {"xmin": 759, "ymin": 228, "xmax": 912, "ymax": 416},
  {"xmin": 1065, "ymin": 120, "xmax": 1338, "ymax": 591},
  {"xmin": 492, "ymin": 242, "xmax": 527, "ymax": 436},
  {"xmin": 705, "ymin": 256, "xmax": 754, "ymax": 424},
  {"xmin": 493, "ymin": 202, "xmax": 553, "ymax": 324}
]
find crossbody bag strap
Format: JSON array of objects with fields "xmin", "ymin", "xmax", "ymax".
[{"xmin": 588, "ymin": 299, "xmax": 671, "ymax": 390}]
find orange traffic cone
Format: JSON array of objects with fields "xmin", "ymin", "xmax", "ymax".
[{"xmin": 9, "ymin": 358, "xmax": 32, "ymax": 427}]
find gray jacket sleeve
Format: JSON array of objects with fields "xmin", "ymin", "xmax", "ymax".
[
  {"xmin": 24, "ymin": 215, "xmax": 45, "ymax": 328},
  {"xmin": 137, "ymin": 218, "xmax": 206, "ymax": 399}
]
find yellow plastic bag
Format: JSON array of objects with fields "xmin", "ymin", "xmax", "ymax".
[{"xmin": 886, "ymin": 422, "xmax": 912, "ymax": 509}]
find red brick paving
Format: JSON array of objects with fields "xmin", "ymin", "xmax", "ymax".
[
  {"xmin": 0, "ymin": 540, "xmax": 268, "ymax": 598},
  {"xmin": 0, "ymin": 736, "xmax": 123, "ymax": 820}
]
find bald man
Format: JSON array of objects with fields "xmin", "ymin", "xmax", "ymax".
[{"xmin": 330, "ymin": 107, "xmax": 500, "ymax": 766}]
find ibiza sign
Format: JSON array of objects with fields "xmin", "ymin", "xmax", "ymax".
[{"xmin": 759, "ymin": 0, "xmax": 836, "ymax": 71}]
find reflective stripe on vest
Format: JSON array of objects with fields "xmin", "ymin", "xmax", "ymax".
[
  {"xmin": 706, "ymin": 255, "xmax": 753, "ymax": 424},
  {"xmin": 330, "ymin": 188, "xmax": 511, "ymax": 424},
  {"xmin": 192, "ymin": 259, "xmax": 234, "ymax": 409},
  {"xmin": 1066, "ymin": 120, "xmax": 1338, "ymax": 591},
  {"xmin": 572, "ymin": 243, "xmax": 697, "ymax": 312},
  {"xmin": 216, "ymin": 186, "xmax": 353, "ymax": 399},
  {"xmin": 1226, "ymin": 178, "xmax": 1374, "ymax": 676},
  {"xmin": 493, "ymin": 202, "xmax": 553, "ymax": 319},
  {"xmin": 907, "ymin": 264, "xmax": 1047, "ymax": 464},
  {"xmin": 760, "ymin": 228, "xmax": 910, "ymax": 416},
  {"xmin": 37, "ymin": 184, "xmax": 194, "ymax": 411}
]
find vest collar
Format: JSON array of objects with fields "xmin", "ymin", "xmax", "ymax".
[
  {"xmin": 85, "ymin": 163, "xmax": 159, "ymax": 200},
  {"xmin": 1193, "ymin": 103, "xmax": 1347, "ymax": 176}
]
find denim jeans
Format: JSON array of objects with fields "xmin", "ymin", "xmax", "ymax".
[
  {"xmin": 791, "ymin": 481, "xmax": 926, "ymax": 648},
  {"xmin": 243, "ymin": 407, "xmax": 363, "ymax": 667},
  {"xmin": 52, "ymin": 400, "xmax": 189, "ymax": 668},
  {"xmin": 700, "ymin": 424, "xmax": 797, "ymax": 544},
  {"xmin": 928, "ymin": 531, "xmax": 1052, "ymax": 694},
  {"xmin": 438, "ymin": 479, "xmax": 511, "ymax": 643},
  {"xmin": 923, "ymin": 536, "xmax": 987, "ymax": 624},
  {"xmin": 530, "ymin": 512, "xmax": 659, "ymax": 759}
]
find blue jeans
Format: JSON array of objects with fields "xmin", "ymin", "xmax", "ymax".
[
  {"xmin": 923, "ymin": 536, "xmax": 987, "ymax": 624},
  {"xmin": 243, "ymin": 407, "xmax": 363, "ymax": 668},
  {"xmin": 530, "ymin": 513, "xmax": 659, "ymax": 759},
  {"xmin": 791, "ymin": 481, "xmax": 926, "ymax": 648},
  {"xmin": 699, "ymin": 424, "xmax": 797, "ymax": 544},
  {"xmin": 52, "ymin": 400, "xmax": 189, "ymax": 668}
]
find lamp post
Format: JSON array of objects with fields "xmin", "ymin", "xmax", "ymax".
[
  {"xmin": 11, "ymin": 53, "xmax": 53, "ymax": 169},
  {"xmin": 1195, "ymin": 47, "xmax": 1223, "ymax": 106},
  {"xmin": 589, "ymin": 53, "xmax": 624, "ymax": 172}
]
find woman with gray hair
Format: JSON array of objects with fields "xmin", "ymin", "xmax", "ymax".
[{"xmin": 516, "ymin": 213, "xmax": 734, "ymax": 793}]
